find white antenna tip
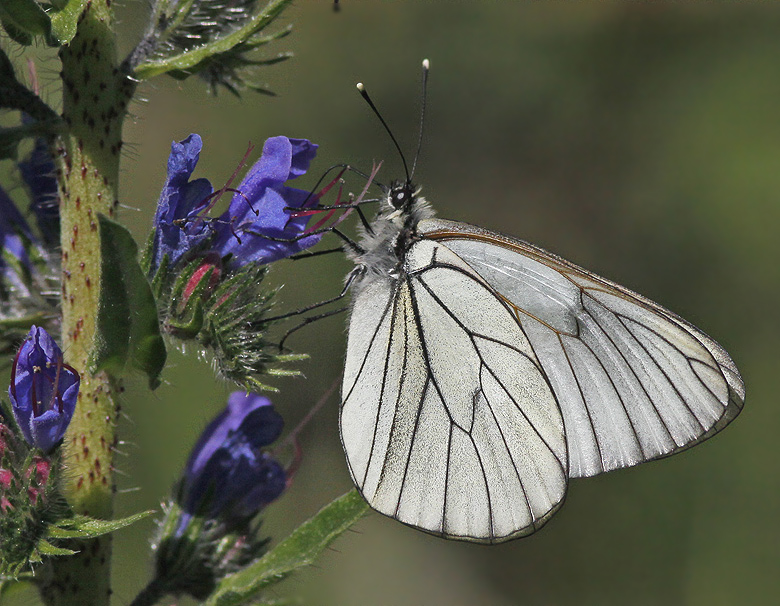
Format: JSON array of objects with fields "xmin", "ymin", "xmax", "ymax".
[
  {"xmin": 422, "ymin": 59, "xmax": 430, "ymax": 70},
  {"xmin": 356, "ymin": 82, "xmax": 365, "ymax": 92}
]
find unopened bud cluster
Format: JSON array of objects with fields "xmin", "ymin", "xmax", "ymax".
[{"xmin": 0, "ymin": 420, "xmax": 62, "ymax": 576}]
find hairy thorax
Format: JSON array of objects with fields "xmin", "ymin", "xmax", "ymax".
[{"xmin": 347, "ymin": 193, "xmax": 435, "ymax": 290}]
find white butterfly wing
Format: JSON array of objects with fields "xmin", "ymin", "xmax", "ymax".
[
  {"xmin": 420, "ymin": 218, "xmax": 745, "ymax": 479},
  {"xmin": 341, "ymin": 240, "xmax": 568, "ymax": 543}
]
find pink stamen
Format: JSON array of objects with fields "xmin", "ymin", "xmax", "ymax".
[
  {"xmin": 303, "ymin": 161, "xmax": 383, "ymax": 236},
  {"xmin": 305, "ymin": 184, "xmax": 345, "ymax": 234},
  {"xmin": 311, "ymin": 166, "xmax": 348, "ymax": 202},
  {"xmin": 273, "ymin": 378, "xmax": 340, "ymax": 481},
  {"xmin": 173, "ymin": 143, "xmax": 258, "ymax": 232},
  {"xmin": 287, "ymin": 160, "xmax": 387, "ymax": 238},
  {"xmin": 284, "ymin": 166, "xmax": 350, "ymax": 232},
  {"xmin": 27, "ymin": 58, "xmax": 39, "ymax": 95},
  {"xmin": 285, "ymin": 438, "xmax": 303, "ymax": 487},
  {"xmin": 286, "ymin": 208, "xmax": 325, "ymax": 218}
]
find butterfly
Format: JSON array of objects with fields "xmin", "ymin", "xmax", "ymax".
[{"xmin": 338, "ymin": 61, "xmax": 744, "ymax": 544}]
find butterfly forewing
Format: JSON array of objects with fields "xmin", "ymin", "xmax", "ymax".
[
  {"xmin": 419, "ymin": 218, "xmax": 745, "ymax": 479},
  {"xmin": 341, "ymin": 239, "xmax": 568, "ymax": 543}
]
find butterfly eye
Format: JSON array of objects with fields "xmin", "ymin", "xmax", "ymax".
[
  {"xmin": 389, "ymin": 181, "xmax": 414, "ymax": 210},
  {"xmin": 391, "ymin": 190, "xmax": 407, "ymax": 209}
]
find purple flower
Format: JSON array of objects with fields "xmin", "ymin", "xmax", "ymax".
[
  {"xmin": 0, "ymin": 189, "xmax": 36, "ymax": 265},
  {"xmin": 8, "ymin": 326, "xmax": 80, "ymax": 453},
  {"xmin": 214, "ymin": 136, "xmax": 322, "ymax": 267},
  {"xmin": 0, "ymin": 188, "xmax": 39, "ymax": 293},
  {"xmin": 149, "ymin": 134, "xmax": 215, "ymax": 274},
  {"xmin": 181, "ymin": 391, "xmax": 286, "ymax": 524},
  {"xmin": 18, "ymin": 137, "xmax": 60, "ymax": 248},
  {"xmin": 149, "ymin": 135, "xmax": 324, "ymax": 277}
]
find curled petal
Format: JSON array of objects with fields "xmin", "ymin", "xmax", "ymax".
[
  {"xmin": 287, "ymin": 138, "xmax": 318, "ymax": 180},
  {"xmin": 150, "ymin": 134, "xmax": 215, "ymax": 273}
]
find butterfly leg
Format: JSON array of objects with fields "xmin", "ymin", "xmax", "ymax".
[
  {"xmin": 278, "ymin": 306, "xmax": 349, "ymax": 351},
  {"xmin": 266, "ymin": 268, "xmax": 361, "ymax": 324}
]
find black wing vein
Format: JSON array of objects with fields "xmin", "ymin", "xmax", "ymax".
[
  {"xmin": 360, "ymin": 283, "xmax": 404, "ymax": 489},
  {"xmin": 414, "ymin": 272, "xmax": 564, "ymax": 466}
]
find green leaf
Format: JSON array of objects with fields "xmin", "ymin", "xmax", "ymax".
[
  {"xmin": 35, "ymin": 540, "xmax": 76, "ymax": 557},
  {"xmin": 48, "ymin": 0, "xmax": 87, "ymax": 45},
  {"xmin": 133, "ymin": 0, "xmax": 292, "ymax": 81},
  {"xmin": 0, "ymin": 0, "xmax": 51, "ymax": 45},
  {"xmin": 204, "ymin": 490, "xmax": 369, "ymax": 606},
  {"xmin": 0, "ymin": 16, "xmax": 32, "ymax": 45},
  {"xmin": 0, "ymin": 47, "xmax": 62, "ymax": 123},
  {"xmin": 46, "ymin": 511, "xmax": 155, "ymax": 540},
  {"xmin": 89, "ymin": 215, "xmax": 167, "ymax": 388}
]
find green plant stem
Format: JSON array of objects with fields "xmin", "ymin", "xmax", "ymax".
[
  {"xmin": 42, "ymin": 1, "xmax": 136, "ymax": 604},
  {"xmin": 128, "ymin": 579, "xmax": 167, "ymax": 606}
]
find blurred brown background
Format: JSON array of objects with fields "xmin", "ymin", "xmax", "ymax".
[{"xmin": 9, "ymin": 1, "xmax": 780, "ymax": 605}]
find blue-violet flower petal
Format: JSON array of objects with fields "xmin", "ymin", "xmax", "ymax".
[
  {"xmin": 182, "ymin": 391, "xmax": 286, "ymax": 523},
  {"xmin": 18, "ymin": 137, "xmax": 60, "ymax": 248},
  {"xmin": 0, "ymin": 188, "xmax": 36, "ymax": 271},
  {"xmin": 215, "ymin": 136, "xmax": 322, "ymax": 267},
  {"xmin": 150, "ymin": 134, "xmax": 214, "ymax": 274}
]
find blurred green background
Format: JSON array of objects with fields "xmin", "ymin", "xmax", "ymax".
[{"xmin": 6, "ymin": 1, "xmax": 780, "ymax": 605}]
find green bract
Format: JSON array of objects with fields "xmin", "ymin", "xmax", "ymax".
[{"xmin": 129, "ymin": 0, "xmax": 293, "ymax": 95}]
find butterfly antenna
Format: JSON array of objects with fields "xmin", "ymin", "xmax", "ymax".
[
  {"xmin": 356, "ymin": 81, "xmax": 411, "ymax": 184},
  {"xmin": 410, "ymin": 58, "xmax": 430, "ymax": 180}
]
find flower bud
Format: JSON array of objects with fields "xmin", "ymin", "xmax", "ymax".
[
  {"xmin": 24, "ymin": 455, "xmax": 52, "ymax": 506},
  {"xmin": 0, "ymin": 469, "xmax": 11, "ymax": 491},
  {"xmin": 8, "ymin": 326, "xmax": 80, "ymax": 453},
  {"xmin": 166, "ymin": 252, "xmax": 223, "ymax": 338},
  {"xmin": 0, "ymin": 415, "xmax": 66, "ymax": 572},
  {"xmin": 178, "ymin": 253, "xmax": 222, "ymax": 310}
]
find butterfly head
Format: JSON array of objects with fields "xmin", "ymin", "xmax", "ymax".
[
  {"xmin": 381, "ymin": 179, "xmax": 432, "ymax": 231},
  {"xmin": 388, "ymin": 179, "xmax": 417, "ymax": 214}
]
